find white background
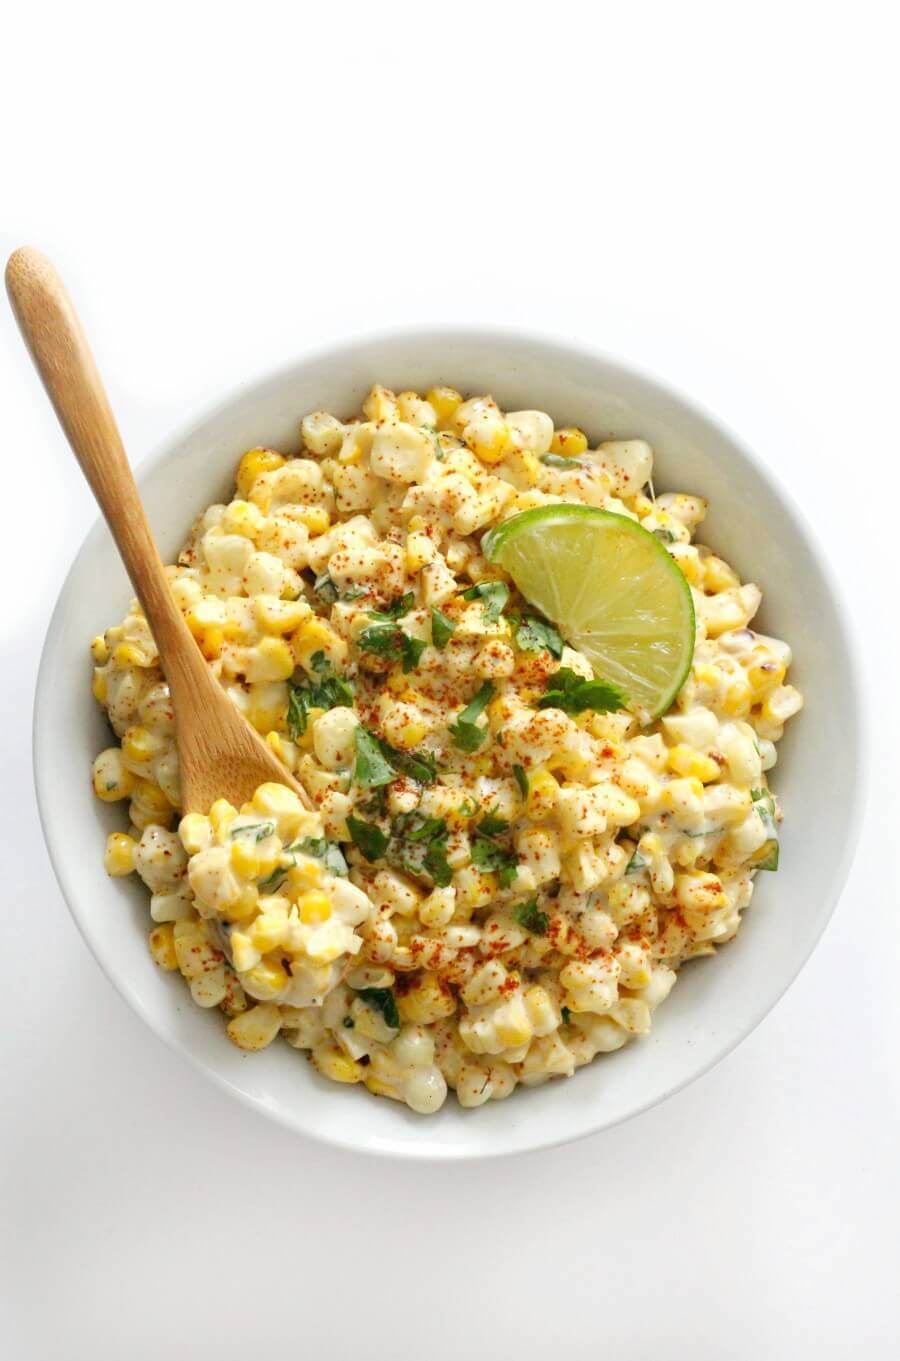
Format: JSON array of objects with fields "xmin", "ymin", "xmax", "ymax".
[{"xmin": 2, "ymin": 3, "xmax": 898, "ymax": 1357}]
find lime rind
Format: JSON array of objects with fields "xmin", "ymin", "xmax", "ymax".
[{"xmin": 483, "ymin": 505, "xmax": 695, "ymax": 717}]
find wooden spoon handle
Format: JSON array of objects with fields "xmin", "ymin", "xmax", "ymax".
[{"xmin": 5, "ymin": 247, "xmax": 205, "ymax": 692}]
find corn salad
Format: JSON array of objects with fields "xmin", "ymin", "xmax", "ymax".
[{"xmin": 91, "ymin": 384, "xmax": 803, "ymax": 1114}]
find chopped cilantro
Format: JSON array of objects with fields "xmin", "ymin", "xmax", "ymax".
[
  {"xmin": 358, "ymin": 622, "xmax": 426, "ymax": 674},
  {"xmin": 356, "ymin": 987, "xmax": 400, "ymax": 1030},
  {"xmin": 513, "ymin": 614, "xmax": 564, "ymax": 658},
  {"xmin": 477, "ymin": 808, "xmax": 508, "ymax": 837},
  {"xmin": 353, "ymin": 728, "xmax": 397, "ymax": 788},
  {"xmin": 540, "ymin": 452, "xmax": 588, "ymax": 470},
  {"xmin": 347, "ymin": 815, "xmax": 390, "ymax": 862},
  {"xmin": 653, "ymin": 528, "xmax": 676, "ymax": 544},
  {"xmin": 561, "ymin": 1006, "xmax": 572, "ymax": 1025},
  {"xmin": 386, "ymin": 811, "xmax": 453, "ymax": 887},
  {"xmin": 287, "ymin": 662, "xmax": 354, "ymax": 739},
  {"xmin": 228, "ymin": 820, "xmax": 276, "ymax": 842},
  {"xmin": 449, "ymin": 681, "xmax": 495, "ymax": 752},
  {"xmin": 512, "ymin": 898, "xmax": 549, "ymax": 935},
  {"xmin": 751, "ymin": 789, "xmax": 780, "ymax": 871},
  {"xmin": 379, "ymin": 739, "xmax": 437, "ymax": 786},
  {"xmin": 313, "ymin": 571, "xmax": 338, "ymax": 604},
  {"xmin": 342, "ymin": 1016, "xmax": 355, "ymax": 1029},
  {"xmin": 625, "ymin": 847, "xmax": 649, "ymax": 875},
  {"xmin": 460, "ymin": 580, "xmax": 509, "ymax": 624},
  {"xmin": 258, "ymin": 835, "xmax": 348, "ymax": 890},
  {"xmin": 512, "ymin": 764, "xmax": 529, "ymax": 799},
  {"xmin": 367, "ymin": 592, "xmax": 415, "ymax": 622},
  {"xmin": 538, "ymin": 666, "xmax": 626, "ymax": 715},
  {"xmin": 430, "ymin": 607, "xmax": 456, "ymax": 648}
]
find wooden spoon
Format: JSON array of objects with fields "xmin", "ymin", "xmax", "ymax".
[{"xmin": 6, "ymin": 246, "xmax": 311, "ymax": 815}]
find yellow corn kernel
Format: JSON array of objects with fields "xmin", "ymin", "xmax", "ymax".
[
  {"xmin": 405, "ymin": 530, "xmax": 436, "ymax": 573},
  {"xmin": 148, "ymin": 923, "xmax": 178, "ymax": 970},
  {"xmin": 92, "ymin": 669, "xmax": 108, "ymax": 704},
  {"xmin": 297, "ymin": 890, "xmax": 332, "ymax": 924},
  {"xmin": 221, "ymin": 499, "xmax": 265, "ymax": 540},
  {"xmin": 230, "ymin": 839, "xmax": 260, "ymax": 879},
  {"xmin": 121, "ymin": 726, "xmax": 163, "ymax": 766},
  {"xmin": 363, "ymin": 1074, "xmax": 399, "ymax": 1099},
  {"xmin": 363, "ymin": 384, "xmax": 397, "ymax": 422},
  {"xmin": 694, "ymin": 662, "xmax": 722, "ymax": 689},
  {"xmin": 385, "ymin": 671, "xmax": 409, "ymax": 696},
  {"xmin": 179, "ymin": 813, "xmax": 212, "ymax": 855},
  {"xmin": 226, "ymin": 1002, "xmax": 283, "ymax": 1051},
  {"xmin": 104, "ymin": 832, "xmax": 137, "ymax": 876},
  {"xmin": 426, "ymin": 386, "xmax": 463, "ymax": 428},
  {"xmin": 113, "ymin": 641, "xmax": 153, "ymax": 668},
  {"xmin": 662, "ymin": 776, "xmax": 705, "ymax": 807},
  {"xmin": 291, "ymin": 617, "xmax": 347, "ymax": 671},
  {"xmin": 265, "ymin": 731, "xmax": 298, "ymax": 771},
  {"xmin": 509, "ymin": 449, "xmax": 541, "ymax": 487},
  {"xmin": 251, "ymin": 636, "xmax": 294, "ymax": 682},
  {"xmin": 525, "ymin": 768, "xmax": 559, "ymax": 821},
  {"xmin": 236, "ymin": 447, "xmax": 285, "ymax": 499},
  {"xmin": 292, "ymin": 504, "xmax": 330, "ymax": 536},
  {"xmin": 243, "ymin": 958, "xmax": 289, "ymax": 1000},
  {"xmin": 90, "ymin": 634, "xmax": 109, "ymax": 664},
  {"xmin": 253, "ymin": 596, "xmax": 310, "ymax": 635},
  {"xmin": 396, "ymin": 972, "xmax": 456, "ymax": 1024},
  {"xmin": 222, "ymin": 885, "xmax": 260, "ymax": 924},
  {"xmin": 550, "ymin": 427, "xmax": 588, "ymax": 458},
  {"xmin": 312, "ymin": 1042, "xmax": 364, "ymax": 1084},
  {"xmin": 746, "ymin": 659, "xmax": 786, "ymax": 700},
  {"xmin": 392, "ymin": 719, "xmax": 427, "ymax": 751},
  {"xmin": 722, "ymin": 678, "xmax": 753, "ymax": 718},
  {"xmin": 703, "ymin": 555, "xmax": 740, "ymax": 593},
  {"xmin": 249, "ymin": 914, "xmax": 289, "ymax": 953},
  {"xmin": 132, "ymin": 777, "xmax": 173, "ymax": 814},
  {"xmin": 209, "ymin": 798, "xmax": 238, "ymax": 839},
  {"xmin": 495, "ymin": 1009, "xmax": 532, "ymax": 1050},
  {"xmin": 666, "ymin": 745, "xmax": 721, "ymax": 783},
  {"xmin": 464, "ymin": 415, "xmax": 511, "ymax": 465},
  {"xmin": 186, "ymin": 617, "xmax": 224, "ymax": 660}
]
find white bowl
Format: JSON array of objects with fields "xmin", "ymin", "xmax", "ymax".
[{"xmin": 34, "ymin": 328, "xmax": 865, "ymax": 1159}]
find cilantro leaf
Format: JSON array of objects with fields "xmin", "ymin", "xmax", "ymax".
[
  {"xmin": 358, "ymin": 623, "xmax": 426, "ymax": 674},
  {"xmin": 561, "ymin": 1006, "xmax": 572, "ymax": 1025},
  {"xmin": 460, "ymin": 580, "xmax": 510, "ymax": 625},
  {"xmin": 356, "ymin": 987, "xmax": 400, "ymax": 1030},
  {"xmin": 367, "ymin": 592, "xmax": 415, "ymax": 622},
  {"xmin": 470, "ymin": 809, "xmax": 518, "ymax": 888},
  {"xmin": 514, "ymin": 614, "xmax": 564, "ymax": 658},
  {"xmin": 512, "ymin": 898, "xmax": 549, "ymax": 935},
  {"xmin": 229, "ymin": 820, "xmax": 276, "ymax": 842},
  {"xmin": 477, "ymin": 808, "xmax": 508, "ymax": 837},
  {"xmin": 653, "ymin": 528, "xmax": 676, "ymax": 544},
  {"xmin": 257, "ymin": 835, "xmax": 348, "ymax": 890},
  {"xmin": 540, "ymin": 452, "xmax": 588, "ymax": 470},
  {"xmin": 313, "ymin": 571, "xmax": 338, "ymax": 604},
  {"xmin": 385, "ymin": 812, "xmax": 453, "ymax": 887},
  {"xmin": 537, "ymin": 667, "xmax": 627, "ymax": 715},
  {"xmin": 512, "ymin": 764, "xmax": 529, "ymax": 799},
  {"xmin": 449, "ymin": 681, "xmax": 495, "ymax": 752},
  {"xmin": 347, "ymin": 815, "xmax": 390, "ymax": 862},
  {"xmin": 625, "ymin": 847, "xmax": 649, "ymax": 875},
  {"xmin": 751, "ymin": 789, "xmax": 780, "ymax": 871},
  {"xmin": 287, "ymin": 662, "xmax": 354, "ymax": 739},
  {"xmin": 430, "ymin": 608, "xmax": 456, "ymax": 649},
  {"xmin": 378, "ymin": 739, "xmax": 437, "ymax": 786},
  {"xmin": 353, "ymin": 728, "xmax": 397, "ymax": 788}
]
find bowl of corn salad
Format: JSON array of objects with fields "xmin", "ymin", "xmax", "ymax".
[{"xmin": 34, "ymin": 329, "xmax": 864, "ymax": 1157}]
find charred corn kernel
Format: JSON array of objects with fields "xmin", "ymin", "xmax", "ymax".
[
  {"xmin": 90, "ymin": 635, "xmax": 109, "ymax": 664},
  {"xmin": 148, "ymin": 922, "xmax": 178, "ymax": 970},
  {"xmin": 312, "ymin": 1042, "xmax": 364, "ymax": 1083},
  {"xmin": 179, "ymin": 813, "xmax": 212, "ymax": 855},
  {"xmin": 297, "ymin": 890, "xmax": 332, "ymax": 924},
  {"xmin": 406, "ymin": 530, "xmax": 436, "ymax": 572},
  {"xmin": 209, "ymin": 798, "xmax": 238, "ymax": 838},
  {"xmin": 666, "ymin": 745, "xmax": 721, "ymax": 783},
  {"xmin": 550, "ymin": 427, "xmax": 588, "ymax": 457},
  {"xmin": 249, "ymin": 914, "xmax": 289, "ymax": 953},
  {"xmin": 464, "ymin": 413, "xmax": 512, "ymax": 465},
  {"xmin": 426, "ymin": 386, "xmax": 463, "ymax": 427},
  {"xmin": 292, "ymin": 504, "xmax": 330, "ymax": 535},
  {"xmin": 526, "ymin": 768, "xmax": 559, "ymax": 820},
  {"xmin": 92, "ymin": 669, "xmax": 108, "ymax": 703},
  {"xmin": 221, "ymin": 499, "xmax": 264, "ymax": 539},
  {"xmin": 746, "ymin": 660, "xmax": 786, "ymax": 700},
  {"xmin": 703, "ymin": 555, "xmax": 740, "ymax": 593},
  {"xmin": 104, "ymin": 832, "xmax": 137, "ymax": 876},
  {"xmin": 226, "ymin": 1002, "xmax": 282, "ymax": 1050},
  {"xmin": 230, "ymin": 839, "xmax": 260, "ymax": 878},
  {"xmin": 92, "ymin": 748, "xmax": 135, "ymax": 801},
  {"xmin": 236, "ymin": 447, "xmax": 284, "ymax": 499},
  {"xmin": 363, "ymin": 384, "xmax": 397, "ymax": 422},
  {"xmin": 113, "ymin": 641, "xmax": 153, "ymax": 668},
  {"xmin": 292, "ymin": 617, "xmax": 347, "ymax": 670},
  {"xmin": 122, "ymin": 726, "xmax": 164, "ymax": 766},
  {"xmin": 243, "ymin": 958, "xmax": 289, "ymax": 999}
]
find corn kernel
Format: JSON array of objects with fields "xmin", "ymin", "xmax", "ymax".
[
  {"xmin": 550, "ymin": 427, "xmax": 588, "ymax": 458},
  {"xmin": 92, "ymin": 669, "xmax": 108, "ymax": 704},
  {"xmin": 243, "ymin": 958, "xmax": 289, "ymax": 999},
  {"xmin": 406, "ymin": 530, "xmax": 436, "ymax": 573},
  {"xmin": 104, "ymin": 832, "xmax": 137, "ymax": 876},
  {"xmin": 230, "ymin": 839, "xmax": 260, "ymax": 879},
  {"xmin": 179, "ymin": 813, "xmax": 212, "ymax": 855},
  {"xmin": 292, "ymin": 617, "xmax": 347, "ymax": 671},
  {"xmin": 426, "ymin": 386, "xmax": 463, "ymax": 428},
  {"xmin": 292, "ymin": 505, "xmax": 330, "ymax": 536},
  {"xmin": 221, "ymin": 499, "xmax": 264, "ymax": 539},
  {"xmin": 222, "ymin": 885, "xmax": 260, "ymax": 924},
  {"xmin": 363, "ymin": 384, "xmax": 397, "ymax": 422},
  {"xmin": 113, "ymin": 641, "xmax": 153, "ymax": 668},
  {"xmin": 722, "ymin": 679, "xmax": 753, "ymax": 717},
  {"xmin": 209, "ymin": 798, "xmax": 238, "ymax": 838},
  {"xmin": 286, "ymin": 859, "xmax": 324, "ymax": 894},
  {"xmin": 297, "ymin": 890, "xmax": 332, "ymax": 924},
  {"xmin": 226, "ymin": 1002, "xmax": 283, "ymax": 1050},
  {"xmin": 525, "ymin": 768, "xmax": 559, "ymax": 820},
  {"xmin": 148, "ymin": 923, "xmax": 178, "ymax": 970},
  {"xmin": 236, "ymin": 447, "xmax": 284, "ymax": 499},
  {"xmin": 253, "ymin": 596, "xmax": 310, "ymax": 635},
  {"xmin": 464, "ymin": 413, "xmax": 512, "ymax": 465},
  {"xmin": 249, "ymin": 914, "xmax": 289, "ymax": 953},
  {"xmin": 666, "ymin": 745, "xmax": 721, "ymax": 783},
  {"xmin": 746, "ymin": 660, "xmax": 786, "ymax": 700},
  {"xmin": 121, "ymin": 725, "xmax": 163, "ymax": 766},
  {"xmin": 312, "ymin": 1042, "xmax": 364, "ymax": 1084},
  {"xmin": 703, "ymin": 555, "xmax": 740, "ymax": 593},
  {"xmin": 90, "ymin": 635, "xmax": 109, "ymax": 664},
  {"xmin": 92, "ymin": 749, "xmax": 135, "ymax": 802}
]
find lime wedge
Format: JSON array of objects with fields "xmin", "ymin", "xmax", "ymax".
[{"xmin": 483, "ymin": 505, "xmax": 695, "ymax": 717}]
